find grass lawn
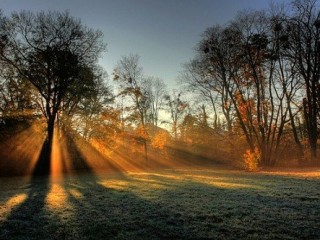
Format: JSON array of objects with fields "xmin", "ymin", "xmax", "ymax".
[{"xmin": 0, "ymin": 168, "xmax": 319, "ymax": 239}]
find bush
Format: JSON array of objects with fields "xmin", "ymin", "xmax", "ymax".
[{"xmin": 243, "ymin": 147, "xmax": 260, "ymax": 171}]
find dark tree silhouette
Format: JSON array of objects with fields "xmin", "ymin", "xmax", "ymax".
[
  {"xmin": 0, "ymin": 10, "xmax": 105, "ymax": 172},
  {"xmin": 285, "ymin": 0, "xmax": 320, "ymax": 163}
]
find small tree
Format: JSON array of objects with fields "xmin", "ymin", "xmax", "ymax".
[
  {"xmin": 113, "ymin": 54, "xmax": 150, "ymax": 160},
  {"xmin": 164, "ymin": 91, "xmax": 188, "ymax": 139}
]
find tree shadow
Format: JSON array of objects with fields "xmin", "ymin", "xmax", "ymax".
[
  {"xmin": 1, "ymin": 165, "xmax": 320, "ymax": 239},
  {"xmin": 59, "ymin": 173, "xmax": 188, "ymax": 239},
  {"xmin": 0, "ymin": 175, "xmax": 51, "ymax": 239}
]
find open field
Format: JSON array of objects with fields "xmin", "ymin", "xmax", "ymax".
[{"xmin": 0, "ymin": 168, "xmax": 319, "ymax": 240}]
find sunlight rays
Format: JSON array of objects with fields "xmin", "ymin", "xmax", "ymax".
[
  {"xmin": 0, "ymin": 124, "xmax": 44, "ymax": 176},
  {"xmin": 83, "ymin": 137, "xmax": 203, "ymax": 174},
  {"xmin": 46, "ymin": 126, "xmax": 222, "ymax": 178},
  {"xmin": 50, "ymin": 129, "xmax": 74, "ymax": 177},
  {"xmin": 1, "ymin": 120, "xmax": 225, "ymax": 178},
  {"xmin": 89, "ymin": 138, "xmax": 152, "ymax": 173}
]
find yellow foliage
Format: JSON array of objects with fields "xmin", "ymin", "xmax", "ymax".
[
  {"xmin": 135, "ymin": 125, "xmax": 149, "ymax": 139},
  {"xmin": 90, "ymin": 138, "xmax": 112, "ymax": 157},
  {"xmin": 151, "ymin": 131, "xmax": 168, "ymax": 150},
  {"xmin": 243, "ymin": 147, "xmax": 260, "ymax": 171}
]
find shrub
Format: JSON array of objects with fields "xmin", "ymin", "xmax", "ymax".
[{"xmin": 243, "ymin": 147, "xmax": 260, "ymax": 171}]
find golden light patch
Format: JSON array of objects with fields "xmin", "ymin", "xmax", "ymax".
[
  {"xmin": 0, "ymin": 193, "xmax": 27, "ymax": 220},
  {"xmin": 261, "ymin": 169, "xmax": 320, "ymax": 178},
  {"xmin": 130, "ymin": 177, "xmax": 168, "ymax": 191},
  {"xmin": 207, "ymin": 181, "xmax": 257, "ymax": 189},
  {"xmin": 44, "ymin": 183, "xmax": 75, "ymax": 222},
  {"xmin": 69, "ymin": 188, "xmax": 84, "ymax": 199},
  {"xmin": 98, "ymin": 175, "xmax": 170, "ymax": 198},
  {"xmin": 45, "ymin": 183, "xmax": 70, "ymax": 211},
  {"xmin": 137, "ymin": 172, "xmax": 185, "ymax": 181},
  {"xmin": 4, "ymin": 193, "xmax": 27, "ymax": 209},
  {"xmin": 99, "ymin": 180, "xmax": 130, "ymax": 190},
  {"xmin": 183, "ymin": 174, "xmax": 259, "ymax": 189}
]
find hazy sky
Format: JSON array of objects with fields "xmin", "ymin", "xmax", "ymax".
[{"xmin": 0, "ymin": 0, "xmax": 290, "ymax": 88}]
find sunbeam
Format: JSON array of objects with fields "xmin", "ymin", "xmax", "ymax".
[
  {"xmin": 50, "ymin": 129, "xmax": 75, "ymax": 178},
  {"xmin": 0, "ymin": 124, "xmax": 45, "ymax": 176}
]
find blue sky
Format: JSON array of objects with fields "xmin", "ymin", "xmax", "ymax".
[{"xmin": 0, "ymin": 0, "xmax": 290, "ymax": 88}]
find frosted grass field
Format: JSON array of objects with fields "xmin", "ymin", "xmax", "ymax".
[{"xmin": 0, "ymin": 168, "xmax": 319, "ymax": 239}]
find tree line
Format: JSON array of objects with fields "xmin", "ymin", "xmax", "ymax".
[
  {"xmin": 0, "ymin": 0, "xmax": 319, "ymax": 174},
  {"xmin": 182, "ymin": 0, "xmax": 320, "ymax": 167}
]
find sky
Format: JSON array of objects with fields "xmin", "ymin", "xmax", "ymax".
[{"xmin": 0, "ymin": 0, "xmax": 290, "ymax": 88}]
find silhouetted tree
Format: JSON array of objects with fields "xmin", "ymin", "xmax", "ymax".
[
  {"xmin": 192, "ymin": 7, "xmax": 306, "ymax": 166},
  {"xmin": 0, "ymin": 10, "xmax": 105, "ymax": 167},
  {"xmin": 285, "ymin": 0, "xmax": 320, "ymax": 163}
]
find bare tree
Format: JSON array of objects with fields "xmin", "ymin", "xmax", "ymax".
[
  {"xmin": 285, "ymin": 0, "xmax": 320, "ymax": 164},
  {"xmin": 181, "ymin": 58, "xmax": 221, "ymax": 129},
  {"xmin": 142, "ymin": 77, "xmax": 167, "ymax": 126},
  {"xmin": 164, "ymin": 91, "xmax": 187, "ymax": 139},
  {"xmin": 195, "ymin": 9, "xmax": 304, "ymax": 166},
  {"xmin": 113, "ymin": 54, "xmax": 149, "ymax": 160}
]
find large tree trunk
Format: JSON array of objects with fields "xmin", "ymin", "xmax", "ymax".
[
  {"xmin": 47, "ymin": 116, "xmax": 55, "ymax": 159},
  {"xmin": 303, "ymin": 97, "xmax": 318, "ymax": 165},
  {"xmin": 32, "ymin": 116, "xmax": 55, "ymax": 176}
]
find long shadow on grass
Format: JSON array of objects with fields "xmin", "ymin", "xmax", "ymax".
[
  {"xmin": 60, "ymin": 172, "xmax": 320, "ymax": 239},
  {"xmin": 0, "ymin": 175, "xmax": 52, "ymax": 239},
  {"xmin": 0, "ymin": 136, "xmax": 53, "ymax": 239},
  {"xmin": 1, "ymin": 170, "xmax": 320, "ymax": 239},
  {"xmin": 0, "ymin": 126, "xmax": 128, "ymax": 239},
  {"xmin": 61, "ymin": 173, "xmax": 188, "ymax": 239},
  {"xmin": 0, "ymin": 132, "xmax": 99, "ymax": 239},
  {"xmin": 142, "ymin": 172, "xmax": 320, "ymax": 239}
]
